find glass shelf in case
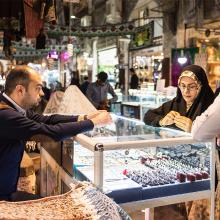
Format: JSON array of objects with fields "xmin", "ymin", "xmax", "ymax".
[{"xmin": 120, "ymin": 91, "xmax": 175, "ymax": 120}]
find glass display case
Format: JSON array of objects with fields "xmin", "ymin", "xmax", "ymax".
[
  {"xmin": 73, "ymin": 115, "xmax": 215, "ymax": 218},
  {"xmin": 121, "ymin": 91, "xmax": 175, "ymax": 120},
  {"xmin": 110, "ymin": 89, "xmax": 176, "ymax": 119},
  {"xmin": 109, "ymin": 90, "xmax": 122, "ymax": 115}
]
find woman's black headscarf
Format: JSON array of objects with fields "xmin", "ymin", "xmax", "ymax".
[{"xmin": 175, "ymin": 65, "xmax": 215, "ymax": 121}]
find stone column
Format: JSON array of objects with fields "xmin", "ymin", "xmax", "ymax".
[
  {"xmin": 118, "ymin": 38, "xmax": 130, "ymax": 96},
  {"xmin": 92, "ymin": 37, "xmax": 99, "ymax": 82}
]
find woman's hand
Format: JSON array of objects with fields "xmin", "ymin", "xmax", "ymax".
[
  {"xmin": 159, "ymin": 111, "xmax": 180, "ymax": 126},
  {"xmin": 90, "ymin": 111, "xmax": 112, "ymax": 126},
  {"xmin": 174, "ymin": 115, "xmax": 192, "ymax": 132},
  {"xmin": 87, "ymin": 110, "xmax": 107, "ymax": 120}
]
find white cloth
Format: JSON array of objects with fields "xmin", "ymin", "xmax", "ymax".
[{"xmin": 192, "ymin": 94, "xmax": 220, "ymax": 141}]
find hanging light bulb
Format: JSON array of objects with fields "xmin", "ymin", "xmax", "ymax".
[{"xmin": 178, "ymin": 50, "xmax": 187, "ymax": 64}]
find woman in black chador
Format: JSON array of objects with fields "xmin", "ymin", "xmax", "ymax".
[{"xmin": 144, "ymin": 65, "xmax": 215, "ymax": 132}]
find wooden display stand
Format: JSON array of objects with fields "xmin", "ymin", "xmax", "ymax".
[{"xmin": 17, "ymin": 151, "xmax": 36, "ymax": 194}]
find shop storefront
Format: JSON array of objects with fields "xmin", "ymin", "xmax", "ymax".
[
  {"xmin": 195, "ymin": 38, "xmax": 220, "ymax": 90},
  {"xmin": 98, "ymin": 47, "xmax": 118, "ymax": 87},
  {"xmin": 129, "ymin": 20, "xmax": 164, "ymax": 87},
  {"xmin": 130, "ymin": 45, "xmax": 163, "ymax": 85}
]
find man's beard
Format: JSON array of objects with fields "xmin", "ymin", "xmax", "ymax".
[{"xmin": 22, "ymin": 94, "xmax": 40, "ymax": 110}]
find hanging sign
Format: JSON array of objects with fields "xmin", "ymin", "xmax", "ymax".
[{"xmin": 130, "ymin": 21, "xmax": 154, "ymax": 50}]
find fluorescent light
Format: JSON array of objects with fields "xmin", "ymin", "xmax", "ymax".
[{"xmin": 70, "ymin": 15, "xmax": 76, "ymax": 19}]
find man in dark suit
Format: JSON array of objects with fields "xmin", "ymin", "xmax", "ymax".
[
  {"xmin": 129, "ymin": 68, "xmax": 139, "ymax": 89},
  {"xmin": 80, "ymin": 76, "xmax": 90, "ymax": 95},
  {"xmin": 0, "ymin": 65, "xmax": 111, "ymax": 201}
]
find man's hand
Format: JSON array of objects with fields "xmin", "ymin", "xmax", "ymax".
[
  {"xmin": 174, "ymin": 115, "xmax": 192, "ymax": 132},
  {"xmin": 159, "ymin": 111, "xmax": 180, "ymax": 126},
  {"xmin": 90, "ymin": 111, "xmax": 112, "ymax": 126}
]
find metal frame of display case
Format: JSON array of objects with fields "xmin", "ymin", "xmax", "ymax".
[{"xmin": 74, "ymin": 132, "xmax": 216, "ymax": 220}]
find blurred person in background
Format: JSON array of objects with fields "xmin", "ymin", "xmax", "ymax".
[
  {"xmin": 42, "ymin": 81, "xmax": 51, "ymax": 101},
  {"xmin": 70, "ymin": 70, "xmax": 80, "ymax": 88},
  {"xmin": 129, "ymin": 68, "xmax": 139, "ymax": 89},
  {"xmin": 36, "ymin": 28, "xmax": 46, "ymax": 50},
  {"xmin": 80, "ymin": 76, "xmax": 90, "ymax": 95},
  {"xmin": 86, "ymin": 71, "xmax": 118, "ymax": 111},
  {"xmin": 49, "ymin": 82, "xmax": 55, "ymax": 95}
]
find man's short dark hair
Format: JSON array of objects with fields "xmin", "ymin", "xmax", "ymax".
[
  {"xmin": 97, "ymin": 71, "xmax": 108, "ymax": 82},
  {"xmin": 5, "ymin": 66, "xmax": 32, "ymax": 95}
]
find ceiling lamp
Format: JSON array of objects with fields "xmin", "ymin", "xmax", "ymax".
[{"xmin": 178, "ymin": 50, "xmax": 187, "ymax": 64}]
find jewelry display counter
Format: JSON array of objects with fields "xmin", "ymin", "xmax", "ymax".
[{"xmin": 73, "ymin": 115, "xmax": 215, "ymax": 219}]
